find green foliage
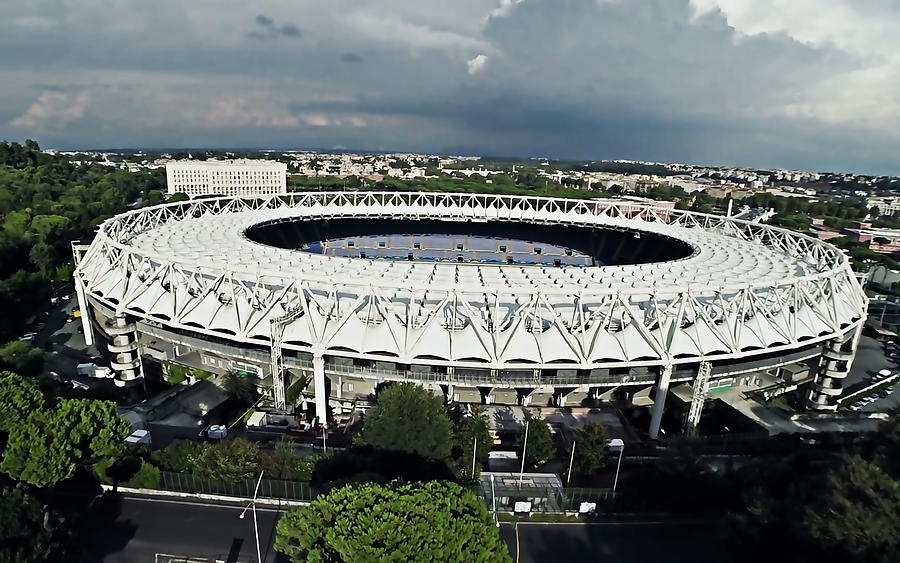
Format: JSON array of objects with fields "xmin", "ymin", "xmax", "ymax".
[
  {"xmin": 0, "ymin": 485, "xmax": 71, "ymax": 563},
  {"xmin": 451, "ymin": 406, "xmax": 492, "ymax": 478},
  {"xmin": 355, "ymin": 383, "xmax": 453, "ymax": 460},
  {"xmin": 803, "ymin": 455, "xmax": 900, "ymax": 561},
  {"xmin": 262, "ymin": 436, "xmax": 303, "ymax": 480},
  {"xmin": 275, "ymin": 481, "xmax": 510, "ymax": 563},
  {"xmin": 1, "ymin": 399, "xmax": 130, "ymax": 486},
  {"xmin": 193, "ymin": 438, "xmax": 261, "ymax": 483},
  {"xmin": 222, "ymin": 370, "xmax": 259, "ymax": 403},
  {"xmin": 124, "ymin": 460, "xmax": 161, "ymax": 489},
  {"xmin": 92, "ymin": 457, "xmax": 116, "ymax": 484},
  {"xmin": 518, "ymin": 416, "xmax": 554, "ymax": 469},
  {"xmin": 0, "ymin": 341, "xmax": 45, "ymax": 378},
  {"xmin": 569, "ymin": 420, "xmax": 611, "ymax": 478},
  {"xmin": 285, "ymin": 375, "xmax": 309, "ymax": 406},
  {"xmin": 0, "ymin": 139, "xmax": 166, "ymax": 342},
  {"xmin": 162, "ymin": 362, "xmax": 213, "ymax": 384},
  {"xmin": 0, "ymin": 371, "xmax": 44, "ymax": 431},
  {"xmin": 150, "ymin": 440, "xmax": 203, "ymax": 473},
  {"xmin": 770, "ymin": 213, "xmax": 812, "ymax": 232}
]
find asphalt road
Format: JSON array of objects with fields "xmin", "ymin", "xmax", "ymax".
[
  {"xmin": 89, "ymin": 495, "xmax": 732, "ymax": 562},
  {"xmin": 500, "ymin": 520, "xmax": 731, "ymax": 563},
  {"xmin": 87, "ymin": 496, "xmax": 289, "ymax": 563}
]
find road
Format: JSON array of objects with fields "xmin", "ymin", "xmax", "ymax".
[
  {"xmin": 86, "ymin": 495, "xmax": 289, "ymax": 563},
  {"xmin": 87, "ymin": 495, "xmax": 733, "ymax": 562},
  {"xmin": 500, "ymin": 520, "xmax": 730, "ymax": 563}
]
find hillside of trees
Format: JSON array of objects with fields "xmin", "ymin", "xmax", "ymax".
[{"xmin": 0, "ymin": 140, "xmax": 166, "ymax": 342}]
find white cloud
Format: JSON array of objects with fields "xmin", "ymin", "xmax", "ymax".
[
  {"xmin": 485, "ymin": 0, "xmax": 526, "ymax": 24},
  {"xmin": 8, "ymin": 90, "xmax": 91, "ymax": 131},
  {"xmin": 467, "ymin": 54, "xmax": 488, "ymax": 75}
]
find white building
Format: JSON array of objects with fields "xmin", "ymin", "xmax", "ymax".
[
  {"xmin": 867, "ymin": 197, "xmax": 900, "ymax": 217},
  {"xmin": 166, "ymin": 159, "xmax": 287, "ymax": 198}
]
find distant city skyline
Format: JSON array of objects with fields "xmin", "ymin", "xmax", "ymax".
[{"xmin": 3, "ymin": 1, "xmax": 900, "ymax": 175}]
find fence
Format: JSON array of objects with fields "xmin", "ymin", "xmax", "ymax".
[
  {"xmin": 158, "ymin": 471, "xmax": 315, "ymax": 502},
  {"xmin": 151, "ymin": 471, "xmax": 628, "ymax": 515},
  {"xmin": 476, "ymin": 482, "xmax": 619, "ymax": 514}
]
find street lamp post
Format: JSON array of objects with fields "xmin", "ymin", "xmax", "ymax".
[
  {"xmin": 566, "ymin": 440, "xmax": 576, "ymax": 486},
  {"xmin": 471, "ymin": 437, "xmax": 478, "ymax": 478},
  {"xmin": 518, "ymin": 420, "xmax": 530, "ymax": 485},
  {"xmin": 609, "ymin": 439, "xmax": 624, "ymax": 495},
  {"xmin": 239, "ymin": 470, "xmax": 265, "ymax": 563},
  {"xmin": 490, "ymin": 473, "xmax": 498, "ymax": 527}
]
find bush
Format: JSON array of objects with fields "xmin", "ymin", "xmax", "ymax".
[
  {"xmin": 150, "ymin": 440, "xmax": 203, "ymax": 473},
  {"xmin": 125, "ymin": 461, "xmax": 161, "ymax": 489}
]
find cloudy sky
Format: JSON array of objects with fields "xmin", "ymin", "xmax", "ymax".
[{"xmin": 2, "ymin": 0, "xmax": 899, "ymax": 174}]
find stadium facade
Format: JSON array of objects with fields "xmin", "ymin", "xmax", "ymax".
[{"xmin": 72, "ymin": 192, "xmax": 868, "ymax": 437}]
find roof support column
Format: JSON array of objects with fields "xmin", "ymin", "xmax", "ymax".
[
  {"xmin": 74, "ymin": 273, "xmax": 94, "ymax": 347},
  {"xmin": 649, "ymin": 364, "xmax": 673, "ymax": 439},
  {"xmin": 313, "ymin": 353, "xmax": 327, "ymax": 426}
]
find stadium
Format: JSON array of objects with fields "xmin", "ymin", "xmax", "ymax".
[{"xmin": 72, "ymin": 192, "xmax": 868, "ymax": 437}]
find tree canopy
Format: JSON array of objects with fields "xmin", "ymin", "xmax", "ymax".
[
  {"xmin": 0, "ymin": 371, "xmax": 44, "ymax": 431},
  {"xmin": 451, "ymin": 406, "xmax": 492, "ymax": 479},
  {"xmin": 569, "ymin": 420, "xmax": 611, "ymax": 479},
  {"xmin": 0, "ymin": 485, "xmax": 71, "ymax": 563},
  {"xmin": 0, "ymin": 341, "xmax": 45, "ymax": 378},
  {"xmin": 0, "ymin": 140, "xmax": 165, "ymax": 343},
  {"xmin": 355, "ymin": 383, "xmax": 453, "ymax": 460},
  {"xmin": 1, "ymin": 398, "xmax": 130, "ymax": 486},
  {"xmin": 518, "ymin": 415, "xmax": 554, "ymax": 469},
  {"xmin": 275, "ymin": 481, "xmax": 510, "ymax": 562},
  {"xmin": 803, "ymin": 455, "xmax": 900, "ymax": 561}
]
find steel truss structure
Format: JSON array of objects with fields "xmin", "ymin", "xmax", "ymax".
[{"xmin": 75, "ymin": 192, "xmax": 866, "ymax": 373}]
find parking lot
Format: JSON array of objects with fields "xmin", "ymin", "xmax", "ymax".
[{"xmin": 844, "ymin": 334, "xmax": 900, "ymax": 413}]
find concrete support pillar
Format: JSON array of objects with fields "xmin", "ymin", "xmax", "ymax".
[
  {"xmin": 336, "ymin": 375, "xmax": 343, "ymax": 400},
  {"xmin": 649, "ymin": 364, "xmax": 673, "ymax": 439},
  {"xmin": 313, "ymin": 354, "xmax": 327, "ymax": 425},
  {"xmin": 74, "ymin": 274, "xmax": 94, "ymax": 347}
]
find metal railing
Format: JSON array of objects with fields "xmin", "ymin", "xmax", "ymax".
[{"xmin": 159, "ymin": 471, "xmax": 315, "ymax": 502}]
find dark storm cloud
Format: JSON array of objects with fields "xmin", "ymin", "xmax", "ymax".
[
  {"xmin": 249, "ymin": 13, "xmax": 300, "ymax": 40},
  {"xmin": 1, "ymin": 0, "xmax": 900, "ymax": 174},
  {"xmin": 278, "ymin": 24, "xmax": 301, "ymax": 37}
]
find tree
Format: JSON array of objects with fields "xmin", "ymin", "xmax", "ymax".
[
  {"xmin": 0, "ymin": 341, "xmax": 45, "ymax": 378},
  {"xmin": 150, "ymin": 440, "xmax": 203, "ymax": 473},
  {"xmin": 263, "ymin": 436, "xmax": 302, "ymax": 480},
  {"xmin": 0, "ymin": 485, "xmax": 71, "ymax": 562},
  {"xmin": 803, "ymin": 455, "xmax": 900, "ymax": 561},
  {"xmin": 355, "ymin": 383, "xmax": 453, "ymax": 460},
  {"xmin": 451, "ymin": 406, "xmax": 492, "ymax": 478},
  {"xmin": 518, "ymin": 415, "xmax": 554, "ymax": 469},
  {"xmin": 221, "ymin": 370, "xmax": 259, "ymax": 403},
  {"xmin": 275, "ymin": 481, "xmax": 510, "ymax": 562},
  {"xmin": 1, "ymin": 399, "xmax": 130, "ymax": 486},
  {"xmin": 0, "ymin": 371, "xmax": 44, "ymax": 431},
  {"xmin": 194, "ymin": 438, "xmax": 261, "ymax": 482},
  {"xmin": 569, "ymin": 420, "xmax": 611, "ymax": 478}
]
